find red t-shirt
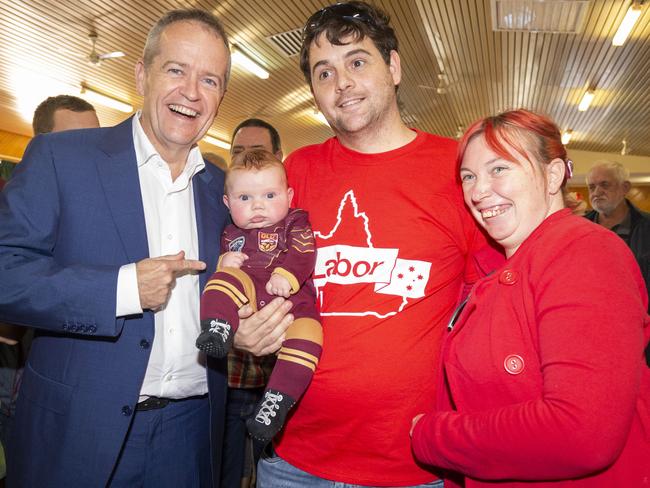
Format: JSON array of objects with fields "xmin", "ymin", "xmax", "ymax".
[{"xmin": 275, "ymin": 131, "xmax": 489, "ymax": 486}]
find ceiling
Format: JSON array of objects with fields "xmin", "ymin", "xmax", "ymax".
[{"xmin": 0, "ymin": 0, "xmax": 648, "ymax": 160}]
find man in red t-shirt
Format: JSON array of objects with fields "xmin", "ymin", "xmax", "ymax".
[{"xmin": 256, "ymin": 2, "xmax": 496, "ymax": 487}]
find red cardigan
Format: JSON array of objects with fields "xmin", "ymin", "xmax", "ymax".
[{"xmin": 412, "ymin": 209, "xmax": 650, "ymax": 487}]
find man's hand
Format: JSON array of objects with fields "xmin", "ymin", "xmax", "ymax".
[
  {"xmin": 220, "ymin": 251, "xmax": 248, "ymax": 269},
  {"xmin": 265, "ymin": 273, "xmax": 292, "ymax": 298},
  {"xmin": 234, "ymin": 297, "xmax": 293, "ymax": 356},
  {"xmin": 136, "ymin": 251, "xmax": 206, "ymax": 310}
]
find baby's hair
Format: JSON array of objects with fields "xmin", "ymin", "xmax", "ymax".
[{"xmin": 225, "ymin": 149, "xmax": 287, "ymax": 191}]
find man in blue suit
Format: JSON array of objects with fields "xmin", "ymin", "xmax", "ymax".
[{"xmin": 0, "ymin": 9, "xmax": 292, "ymax": 487}]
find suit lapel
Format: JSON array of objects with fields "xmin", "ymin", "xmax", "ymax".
[
  {"xmin": 95, "ymin": 118, "xmax": 226, "ymax": 283},
  {"xmin": 193, "ymin": 166, "xmax": 225, "ymax": 290},
  {"xmin": 95, "ymin": 117, "xmax": 150, "ymax": 263}
]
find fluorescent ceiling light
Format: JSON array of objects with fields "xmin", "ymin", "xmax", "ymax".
[
  {"xmin": 561, "ymin": 130, "xmax": 572, "ymax": 145},
  {"xmin": 613, "ymin": 3, "xmax": 643, "ymax": 46},
  {"xmin": 232, "ymin": 46, "xmax": 269, "ymax": 79},
  {"xmin": 9, "ymin": 68, "xmax": 74, "ymax": 123},
  {"xmin": 203, "ymin": 134, "xmax": 231, "ymax": 150},
  {"xmin": 578, "ymin": 90, "xmax": 595, "ymax": 111},
  {"xmin": 80, "ymin": 85, "xmax": 132, "ymax": 113},
  {"xmin": 99, "ymin": 51, "xmax": 125, "ymax": 60}
]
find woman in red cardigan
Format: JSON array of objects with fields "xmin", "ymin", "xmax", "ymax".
[{"xmin": 410, "ymin": 109, "xmax": 650, "ymax": 487}]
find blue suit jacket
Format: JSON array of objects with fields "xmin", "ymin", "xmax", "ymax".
[{"xmin": 0, "ymin": 118, "xmax": 229, "ymax": 486}]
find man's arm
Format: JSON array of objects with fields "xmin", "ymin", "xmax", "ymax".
[{"xmin": 0, "ymin": 137, "xmax": 129, "ymax": 337}]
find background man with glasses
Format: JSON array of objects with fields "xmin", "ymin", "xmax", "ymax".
[{"xmin": 256, "ymin": 2, "xmax": 498, "ymax": 487}]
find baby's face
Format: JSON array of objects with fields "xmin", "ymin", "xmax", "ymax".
[{"xmin": 224, "ymin": 166, "xmax": 294, "ymax": 229}]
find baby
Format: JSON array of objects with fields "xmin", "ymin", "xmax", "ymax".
[{"xmin": 196, "ymin": 149, "xmax": 322, "ymax": 442}]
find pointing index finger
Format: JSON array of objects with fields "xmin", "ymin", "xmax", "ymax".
[{"xmin": 170, "ymin": 259, "xmax": 206, "ymax": 273}]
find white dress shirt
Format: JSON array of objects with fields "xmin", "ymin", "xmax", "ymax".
[{"xmin": 115, "ymin": 112, "xmax": 208, "ymax": 399}]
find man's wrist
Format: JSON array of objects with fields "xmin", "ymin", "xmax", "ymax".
[{"xmin": 116, "ymin": 263, "xmax": 143, "ymax": 317}]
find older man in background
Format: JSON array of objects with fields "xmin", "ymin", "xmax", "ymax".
[
  {"xmin": 585, "ymin": 160, "xmax": 650, "ymax": 284},
  {"xmin": 585, "ymin": 160, "xmax": 650, "ymax": 365}
]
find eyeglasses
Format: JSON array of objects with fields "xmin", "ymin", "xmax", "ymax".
[{"xmin": 304, "ymin": 3, "xmax": 373, "ymax": 37}]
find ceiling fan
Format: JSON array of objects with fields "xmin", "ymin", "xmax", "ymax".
[{"xmin": 86, "ymin": 32, "xmax": 124, "ymax": 66}]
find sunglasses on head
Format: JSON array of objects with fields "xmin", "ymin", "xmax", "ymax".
[{"xmin": 304, "ymin": 3, "xmax": 373, "ymax": 37}]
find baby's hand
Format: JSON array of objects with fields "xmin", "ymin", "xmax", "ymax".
[
  {"xmin": 265, "ymin": 273, "xmax": 292, "ymax": 298},
  {"xmin": 220, "ymin": 252, "xmax": 248, "ymax": 269}
]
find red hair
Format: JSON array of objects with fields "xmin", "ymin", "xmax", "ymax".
[{"xmin": 457, "ymin": 109, "xmax": 571, "ymax": 186}]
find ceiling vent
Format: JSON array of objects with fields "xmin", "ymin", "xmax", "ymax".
[
  {"xmin": 266, "ymin": 28, "xmax": 303, "ymax": 57},
  {"xmin": 491, "ymin": 0, "xmax": 590, "ymax": 33}
]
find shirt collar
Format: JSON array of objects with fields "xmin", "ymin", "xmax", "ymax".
[{"xmin": 131, "ymin": 111, "xmax": 205, "ymax": 177}]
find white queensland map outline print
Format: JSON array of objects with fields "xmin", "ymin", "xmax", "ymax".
[{"xmin": 313, "ymin": 190, "xmax": 432, "ymax": 318}]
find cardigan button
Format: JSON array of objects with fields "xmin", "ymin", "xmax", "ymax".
[
  {"xmin": 499, "ymin": 269, "xmax": 519, "ymax": 285},
  {"xmin": 504, "ymin": 354, "xmax": 525, "ymax": 375}
]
